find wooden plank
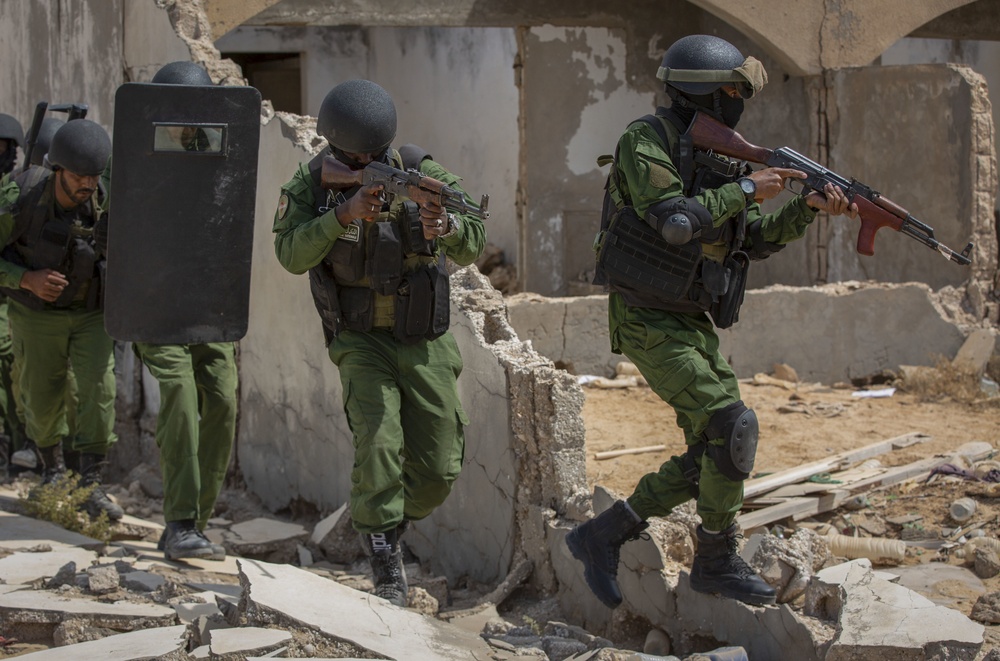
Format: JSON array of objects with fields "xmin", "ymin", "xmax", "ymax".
[
  {"xmin": 739, "ymin": 490, "xmax": 851, "ymax": 530},
  {"xmin": 744, "ymin": 432, "xmax": 930, "ymax": 498},
  {"xmin": 594, "ymin": 444, "xmax": 667, "ymax": 460}
]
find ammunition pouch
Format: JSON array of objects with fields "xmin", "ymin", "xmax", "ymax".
[
  {"xmin": 400, "ymin": 201, "xmax": 435, "ymax": 257},
  {"xmin": 393, "ymin": 263, "xmax": 450, "ymax": 345},
  {"xmin": 338, "ymin": 286, "xmax": 375, "ymax": 332},
  {"xmin": 366, "ymin": 221, "xmax": 403, "ymax": 295},
  {"xmin": 55, "ymin": 237, "xmax": 97, "ymax": 309},
  {"xmin": 596, "ymin": 205, "xmax": 702, "ymax": 305},
  {"xmin": 707, "ymin": 250, "xmax": 749, "ymax": 330},
  {"xmin": 308, "ymin": 262, "xmax": 343, "ymax": 345},
  {"xmin": 328, "ymin": 220, "xmax": 365, "ymax": 282},
  {"xmin": 33, "ymin": 220, "xmax": 72, "ymax": 271}
]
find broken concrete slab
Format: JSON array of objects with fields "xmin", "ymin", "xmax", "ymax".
[
  {"xmin": 224, "ymin": 517, "xmax": 308, "ymax": 563},
  {"xmin": 121, "ymin": 570, "xmax": 166, "ymax": 592},
  {"xmin": 952, "ymin": 328, "xmax": 996, "ymax": 375},
  {"xmin": 0, "ymin": 545, "xmax": 96, "ymax": 586},
  {"xmin": 85, "ymin": 565, "xmax": 120, "ymax": 594},
  {"xmin": 10, "ymin": 624, "xmax": 187, "ymax": 660},
  {"xmin": 0, "ymin": 588, "xmax": 177, "ymax": 631},
  {"xmin": 0, "ymin": 511, "xmax": 103, "ymax": 551},
  {"xmin": 821, "ymin": 561, "xmax": 984, "ymax": 659},
  {"xmin": 171, "ymin": 591, "xmax": 224, "ymax": 624},
  {"xmin": 887, "ymin": 563, "xmax": 988, "ymax": 610},
  {"xmin": 669, "ymin": 576, "xmax": 832, "ymax": 661},
  {"xmin": 239, "ymin": 558, "xmax": 496, "ymax": 660},
  {"xmin": 311, "ymin": 503, "xmax": 363, "ymax": 564},
  {"xmin": 209, "ymin": 626, "xmax": 292, "ymax": 657}
]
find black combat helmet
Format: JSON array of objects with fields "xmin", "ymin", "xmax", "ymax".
[
  {"xmin": 656, "ymin": 34, "xmax": 768, "ymax": 128},
  {"xmin": 0, "ymin": 113, "xmax": 24, "ymax": 175},
  {"xmin": 47, "ymin": 119, "xmax": 112, "ymax": 176},
  {"xmin": 317, "ymin": 79, "xmax": 397, "ymax": 155},
  {"xmin": 152, "ymin": 61, "xmax": 213, "ymax": 86},
  {"xmin": 31, "ymin": 117, "xmax": 66, "ymax": 167},
  {"xmin": 0, "ymin": 113, "xmax": 24, "ymax": 147}
]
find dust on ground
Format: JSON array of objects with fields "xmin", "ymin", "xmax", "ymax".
[{"xmin": 582, "ymin": 364, "xmax": 1000, "ymax": 641}]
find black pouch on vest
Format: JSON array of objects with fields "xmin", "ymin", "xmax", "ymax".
[
  {"xmin": 597, "ymin": 206, "xmax": 701, "ymax": 302},
  {"xmin": 400, "ymin": 201, "xmax": 435, "ymax": 257},
  {"xmin": 34, "ymin": 220, "xmax": 72, "ymax": 270},
  {"xmin": 709, "ymin": 250, "xmax": 750, "ymax": 330},
  {"xmin": 328, "ymin": 221, "xmax": 365, "ymax": 282},
  {"xmin": 309, "ymin": 263, "xmax": 342, "ymax": 344},
  {"xmin": 92, "ymin": 260, "xmax": 107, "ymax": 311},
  {"xmin": 427, "ymin": 263, "xmax": 450, "ymax": 340},
  {"xmin": 393, "ymin": 266, "xmax": 435, "ymax": 345},
  {"xmin": 366, "ymin": 221, "xmax": 404, "ymax": 295},
  {"xmin": 55, "ymin": 237, "xmax": 96, "ymax": 308},
  {"xmin": 339, "ymin": 286, "xmax": 375, "ymax": 332}
]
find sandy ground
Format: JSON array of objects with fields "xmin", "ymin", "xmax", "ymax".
[{"xmin": 582, "ymin": 366, "xmax": 1000, "ymax": 650}]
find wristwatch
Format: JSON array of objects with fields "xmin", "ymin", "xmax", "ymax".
[
  {"xmin": 737, "ymin": 177, "xmax": 756, "ymax": 203},
  {"xmin": 439, "ymin": 213, "xmax": 460, "ymax": 239}
]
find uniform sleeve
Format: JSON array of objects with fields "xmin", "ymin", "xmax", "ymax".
[
  {"xmin": 616, "ymin": 122, "xmax": 816, "ymax": 244},
  {"xmin": 418, "ymin": 158, "xmax": 486, "ymax": 267},
  {"xmin": 0, "ymin": 179, "xmax": 27, "ymax": 290},
  {"xmin": 272, "ymin": 165, "xmax": 352, "ymax": 275},
  {"xmin": 746, "ymin": 195, "xmax": 817, "ymax": 246}
]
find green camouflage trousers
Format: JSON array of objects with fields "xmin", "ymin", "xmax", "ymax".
[{"xmin": 330, "ymin": 328, "xmax": 468, "ymax": 534}]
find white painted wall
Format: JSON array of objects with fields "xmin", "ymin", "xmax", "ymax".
[{"xmin": 216, "ymin": 26, "xmax": 520, "ymax": 264}]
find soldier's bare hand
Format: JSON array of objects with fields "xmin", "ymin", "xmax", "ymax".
[
  {"xmin": 20, "ymin": 269, "xmax": 69, "ymax": 302},
  {"xmin": 748, "ymin": 168, "xmax": 807, "ymax": 201},
  {"xmin": 804, "ymin": 182, "xmax": 859, "ymax": 219},
  {"xmin": 419, "ymin": 199, "xmax": 448, "ymax": 240},
  {"xmin": 335, "ymin": 182, "xmax": 385, "ymax": 226}
]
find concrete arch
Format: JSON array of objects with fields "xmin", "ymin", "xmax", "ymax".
[{"xmin": 689, "ymin": 0, "xmax": 982, "ymax": 75}]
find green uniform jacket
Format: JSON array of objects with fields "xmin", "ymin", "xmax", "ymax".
[{"xmin": 273, "ymin": 157, "xmax": 486, "ymax": 276}]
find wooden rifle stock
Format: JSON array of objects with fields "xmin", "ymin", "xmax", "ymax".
[{"xmin": 687, "ymin": 112, "xmax": 773, "ymax": 164}]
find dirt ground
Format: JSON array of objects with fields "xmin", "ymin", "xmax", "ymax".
[{"xmin": 582, "ymin": 364, "xmax": 1000, "ymax": 647}]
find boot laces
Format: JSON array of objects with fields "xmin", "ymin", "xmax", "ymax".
[
  {"xmin": 606, "ymin": 524, "xmax": 650, "ymax": 572},
  {"xmin": 372, "ymin": 552, "xmax": 405, "ymax": 597},
  {"xmin": 722, "ymin": 531, "xmax": 756, "ymax": 579}
]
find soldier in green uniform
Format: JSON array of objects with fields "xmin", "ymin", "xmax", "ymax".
[
  {"xmin": 273, "ymin": 79, "xmax": 486, "ymax": 607},
  {"xmin": 0, "ymin": 119, "xmax": 122, "ymax": 520},
  {"xmin": 105, "ymin": 61, "xmax": 237, "ymax": 561},
  {"xmin": 0, "ymin": 113, "xmax": 25, "ymax": 473},
  {"xmin": 566, "ymin": 35, "xmax": 857, "ymax": 607}
]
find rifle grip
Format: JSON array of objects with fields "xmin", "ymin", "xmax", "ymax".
[
  {"xmin": 855, "ymin": 223, "xmax": 877, "ymax": 257},
  {"xmin": 851, "ymin": 196, "xmax": 903, "ymax": 257}
]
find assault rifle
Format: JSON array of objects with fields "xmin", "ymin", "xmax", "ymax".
[
  {"xmin": 687, "ymin": 112, "xmax": 973, "ymax": 266},
  {"xmin": 21, "ymin": 101, "xmax": 89, "ymax": 172},
  {"xmin": 322, "ymin": 156, "xmax": 490, "ymax": 220}
]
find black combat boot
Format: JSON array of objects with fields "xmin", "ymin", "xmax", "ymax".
[
  {"xmin": 37, "ymin": 441, "xmax": 67, "ymax": 486},
  {"xmin": 690, "ymin": 523, "xmax": 776, "ymax": 606},
  {"xmin": 162, "ymin": 519, "xmax": 214, "ymax": 560},
  {"xmin": 565, "ymin": 500, "xmax": 649, "ymax": 608},
  {"xmin": 78, "ymin": 453, "xmax": 124, "ymax": 521},
  {"xmin": 360, "ymin": 528, "xmax": 408, "ymax": 607},
  {"xmin": 157, "ymin": 526, "xmax": 225, "ymax": 561}
]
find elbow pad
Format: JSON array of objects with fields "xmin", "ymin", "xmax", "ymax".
[
  {"xmin": 645, "ymin": 196, "xmax": 712, "ymax": 245},
  {"xmin": 745, "ymin": 219, "xmax": 785, "ymax": 260}
]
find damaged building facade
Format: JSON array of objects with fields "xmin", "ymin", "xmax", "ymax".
[{"xmin": 0, "ymin": 0, "xmax": 998, "ymax": 657}]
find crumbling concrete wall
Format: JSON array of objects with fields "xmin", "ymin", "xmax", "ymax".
[{"xmin": 507, "ymin": 283, "xmax": 980, "ymax": 384}]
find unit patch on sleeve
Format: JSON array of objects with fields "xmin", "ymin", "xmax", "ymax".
[{"xmin": 276, "ymin": 193, "xmax": 290, "ymax": 220}]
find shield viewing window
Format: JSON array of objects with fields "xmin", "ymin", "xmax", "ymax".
[{"xmin": 152, "ymin": 123, "xmax": 226, "ymax": 154}]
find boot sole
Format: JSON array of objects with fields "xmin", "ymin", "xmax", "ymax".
[
  {"xmin": 689, "ymin": 579, "xmax": 776, "ymax": 606},
  {"xmin": 165, "ymin": 548, "xmax": 215, "ymax": 560}
]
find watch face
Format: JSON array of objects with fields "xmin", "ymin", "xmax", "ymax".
[{"xmin": 740, "ymin": 178, "xmax": 756, "ymax": 196}]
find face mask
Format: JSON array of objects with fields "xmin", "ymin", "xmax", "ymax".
[
  {"xmin": 0, "ymin": 148, "xmax": 15, "ymax": 176},
  {"xmin": 719, "ymin": 95, "xmax": 744, "ymax": 129}
]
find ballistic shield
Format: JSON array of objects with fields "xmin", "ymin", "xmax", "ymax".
[{"xmin": 104, "ymin": 82, "xmax": 261, "ymax": 343}]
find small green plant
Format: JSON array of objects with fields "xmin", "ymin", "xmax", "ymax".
[{"xmin": 20, "ymin": 473, "xmax": 111, "ymax": 543}]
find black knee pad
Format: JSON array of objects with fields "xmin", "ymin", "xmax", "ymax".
[{"xmin": 703, "ymin": 400, "xmax": 758, "ymax": 482}]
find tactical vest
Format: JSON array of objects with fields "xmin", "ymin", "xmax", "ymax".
[
  {"xmin": 306, "ymin": 148, "xmax": 450, "ymax": 346},
  {"xmin": 594, "ymin": 107, "xmax": 757, "ymax": 328},
  {"xmin": 0, "ymin": 167, "xmax": 106, "ymax": 311}
]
